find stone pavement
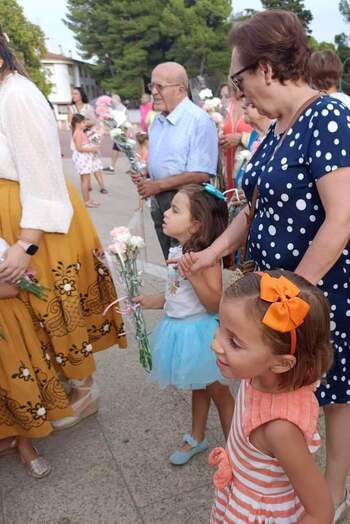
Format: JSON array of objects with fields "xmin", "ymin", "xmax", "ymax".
[{"xmin": 0, "ymin": 155, "xmax": 349, "ymax": 524}]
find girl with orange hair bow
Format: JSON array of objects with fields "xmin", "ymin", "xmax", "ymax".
[{"xmin": 210, "ymin": 270, "xmax": 334, "ymax": 523}]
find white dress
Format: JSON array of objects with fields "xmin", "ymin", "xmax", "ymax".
[{"xmin": 0, "ymin": 72, "xmax": 73, "ymax": 233}]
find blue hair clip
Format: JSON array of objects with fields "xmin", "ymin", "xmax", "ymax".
[{"xmin": 202, "ymin": 183, "xmax": 226, "ymax": 201}]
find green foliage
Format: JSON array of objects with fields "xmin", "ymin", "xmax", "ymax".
[
  {"xmin": 65, "ymin": 0, "xmax": 232, "ymax": 99},
  {"xmin": 335, "ymin": 32, "xmax": 350, "ymax": 94},
  {"xmin": 160, "ymin": 0, "xmax": 231, "ymax": 78},
  {"xmin": 339, "ymin": 0, "xmax": 350, "ymax": 23},
  {"xmin": 260, "ymin": 0, "xmax": 313, "ymax": 34},
  {"xmin": 308, "ymin": 37, "xmax": 335, "ymax": 52},
  {"xmin": 0, "ymin": 0, "xmax": 49, "ymax": 94}
]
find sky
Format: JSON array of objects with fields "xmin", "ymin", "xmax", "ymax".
[{"xmin": 16, "ymin": 0, "xmax": 350, "ymax": 61}]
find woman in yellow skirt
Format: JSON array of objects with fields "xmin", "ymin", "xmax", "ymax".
[{"xmin": 0, "ymin": 34, "xmax": 126, "ymax": 475}]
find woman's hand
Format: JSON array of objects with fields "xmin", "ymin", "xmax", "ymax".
[
  {"xmin": 219, "ymin": 133, "xmax": 241, "ymax": 149},
  {"xmin": 171, "ymin": 247, "xmax": 218, "ymax": 277},
  {"xmin": 0, "ymin": 243, "xmax": 31, "ymax": 283},
  {"xmin": 229, "ymin": 189, "xmax": 247, "ymax": 207}
]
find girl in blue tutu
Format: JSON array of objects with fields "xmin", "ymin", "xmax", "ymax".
[{"xmin": 135, "ymin": 184, "xmax": 235, "ymax": 465}]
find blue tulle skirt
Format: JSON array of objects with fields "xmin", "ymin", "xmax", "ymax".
[{"xmin": 151, "ymin": 312, "xmax": 224, "ymax": 390}]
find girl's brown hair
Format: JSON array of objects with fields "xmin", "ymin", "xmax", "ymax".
[
  {"xmin": 178, "ymin": 184, "xmax": 228, "ymax": 253},
  {"xmin": 0, "ymin": 29, "xmax": 28, "ymax": 77},
  {"xmin": 309, "ymin": 50, "xmax": 343, "ymax": 91},
  {"xmin": 224, "ymin": 270, "xmax": 333, "ymax": 390},
  {"xmin": 71, "ymin": 113, "xmax": 86, "ymax": 133},
  {"xmin": 229, "ymin": 10, "xmax": 311, "ymax": 84}
]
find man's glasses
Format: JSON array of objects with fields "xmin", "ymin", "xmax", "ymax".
[
  {"xmin": 230, "ymin": 63, "xmax": 257, "ymax": 92},
  {"xmin": 147, "ymin": 82, "xmax": 181, "ymax": 92}
]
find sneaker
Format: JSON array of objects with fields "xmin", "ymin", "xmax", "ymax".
[
  {"xmin": 169, "ymin": 434, "xmax": 209, "ymax": 465},
  {"xmin": 103, "ymin": 166, "xmax": 114, "ymax": 172}
]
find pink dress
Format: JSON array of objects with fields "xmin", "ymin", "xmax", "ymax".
[
  {"xmin": 210, "ymin": 380, "xmax": 321, "ymax": 523},
  {"xmin": 71, "ymin": 131, "xmax": 103, "ymax": 175},
  {"xmin": 140, "ymin": 102, "xmax": 153, "ymax": 132}
]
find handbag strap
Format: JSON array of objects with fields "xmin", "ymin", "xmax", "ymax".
[{"xmin": 240, "ymin": 93, "xmax": 320, "ymax": 265}]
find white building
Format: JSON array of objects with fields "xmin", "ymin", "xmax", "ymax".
[{"xmin": 41, "ymin": 52, "xmax": 103, "ymax": 129}]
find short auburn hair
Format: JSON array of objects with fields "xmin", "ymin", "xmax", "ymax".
[
  {"xmin": 309, "ymin": 50, "xmax": 343, "ymax": 91},
  {"xmin": 224, "ymin": 270, "xmax": 333, "ymax": 390},
  {"xmin": 229, "ymin": 10, "xmax": 311, "ymax": 84}
]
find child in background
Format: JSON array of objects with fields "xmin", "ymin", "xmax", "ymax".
[
  {"xmin": 210, "ymin": 270, "xmax": 334, "ymax": 524},
  {"xmin": 71, "ymin": 114, "xmax": 106, "ymax": 207},
  {"xmin": 85, "ymin": 125, "xmax": 108, "ymax": 195},
  {"xmin": 134, "ymin": 184, "xmax": 235, "ymax": 465},
  {"xmin": 135, "ymin": 132, "xmax": 149, "ymax": 165}
]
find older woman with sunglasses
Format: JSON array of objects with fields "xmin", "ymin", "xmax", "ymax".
[{"xmin": 176, "ymin": 11, "xmax": 350, "ymax": 522}]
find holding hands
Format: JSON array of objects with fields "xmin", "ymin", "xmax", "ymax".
[{"xmin": 168, "ymin": 246, "xmax": 218, "ymax": 277}]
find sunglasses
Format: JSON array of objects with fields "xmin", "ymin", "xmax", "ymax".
[{"xmin": 230, "ymin": 62, "xmax": 257, "ymax": 92}]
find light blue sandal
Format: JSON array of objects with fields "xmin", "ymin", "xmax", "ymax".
[{"xmin": 169, "ymin": 433, "xmax": 209, "ymax": 465}]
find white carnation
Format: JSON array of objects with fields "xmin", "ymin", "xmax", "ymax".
[
  {"xmin": 212, "ymin": 97, "xmax": 222, "ymax": 109},
  {"xmin": 110, "ymin": 109, "xmax": 128, "ymax": 127},
  {"xmin": 129, "ymin": 235, "xmax": 145, "ymax": 249},
  {"xmin": 117, "ymin": 232, "xmax": 132, "ymax": 243},
  {"xmin": 211, "ymin": 112, "xmax": 224, "ymax": 124},
  {"xmin": 199, "ymin": 88, "xmax": 213, "ymax": 100},
  {"xmin": 110, "ymin": 128, "xmax": 123, "ymax": 138}
]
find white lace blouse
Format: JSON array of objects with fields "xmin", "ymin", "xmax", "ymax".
[{"xmin": 0, "ymin": 73, "xmax": 73, "ymax": 233}]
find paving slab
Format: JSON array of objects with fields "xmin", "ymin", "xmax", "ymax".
[
  {"xmin": 2, "ymin": 417, "xmax": 142, "ymax": 524},
  {"xmin": 141, "ymin": 483, "xmax": 213, "ymax": 524},
  {"xmin": 94, "ymin": 347, "xmax": 221, "ymax": 509}
]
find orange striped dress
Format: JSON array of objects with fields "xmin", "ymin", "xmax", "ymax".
[{"xmin": 210, "ymin": 380, "xmax": 321, "ymax": 523}]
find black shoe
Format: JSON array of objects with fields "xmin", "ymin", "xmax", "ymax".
[{"xmin": 103, "ymin": 166, "xmax": 114, "ymax": 172}]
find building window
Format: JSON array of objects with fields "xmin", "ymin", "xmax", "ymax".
[{"xmin": 57, "ymin": 105, "xmax": 69, "ymax": 115}]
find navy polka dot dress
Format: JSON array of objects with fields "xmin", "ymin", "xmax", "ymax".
[{"xmin": 243, "ymin": 96, "xmax": 350, "ymax": 406}]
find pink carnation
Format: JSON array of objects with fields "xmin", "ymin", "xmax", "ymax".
[
  {"xmin": 110, "ymin": 226, "xmax": 130, "ymax": 239},
  {"xmin": 96, "ymin": 95, "xmax": 112, "ymax": 107},
  {"xmin": 108, "ymin": 241, "xmax": 127, "ymax": 256},
  {"xmin": 96, "ymin": 107, "xmax": 111, "ymax": 119}
]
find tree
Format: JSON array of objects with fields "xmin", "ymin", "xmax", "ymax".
[
  {"xmin": 339, "ymin": 0, "xmax": 350, "ymax": 23},
  {"xmin": 260, "ymin": 0, "xmax": 313, "ymax": 34},
  {"xmin": 0, "ymin": 0, "xmax": 49, "ymax": 94},
  {"xmin": 308, "ymin": 37, "xmax": 335, "ymax": 52},
  {"xmin": 65, "ymin": 0, "xmax": 232, "ymax": 99},
  {"xmin": 65, "ymin": 0, "xmax": 171, "ymax": 99},
  {"xmin": 160, "ymin": 0, "xmax": 232, "ymax": 79}
]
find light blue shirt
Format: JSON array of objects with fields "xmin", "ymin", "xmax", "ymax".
[{"xmin": 148, "ymin": 97, "xmax": 218, "ymax": 180}]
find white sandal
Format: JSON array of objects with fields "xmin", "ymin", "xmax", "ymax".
[
  {"xmin": 51, "ymin": 378, "xmax": 99, "ymax": 431},
  {"xmin": 20, "ymin": 447, "xmax": 51, "ymax": 479}
]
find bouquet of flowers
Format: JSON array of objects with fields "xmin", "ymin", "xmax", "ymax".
[
  {"xmin": 0, "ymin": 239, "xmax": 49, "ymax": 300},
  {"xmin": 199, "ymin": 88, "xmax": 224, "ymax": 126},
  {"xmin": 199, "ymin": 89, "xmax": 226, "ymax": 191},
  {"xmin": 95, "ymin": 96, "xmax": 146, "ymax": 175},
  {"xmin": 106, "ymin": 227, "xmax": 152, "ymax": 372}
]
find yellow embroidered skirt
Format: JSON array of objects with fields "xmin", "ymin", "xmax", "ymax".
[
  {"xmin": 0, "ymin": 298, "xmax": 72, "ymax": 438},
  {"xmin": 0, "ymin": 179, "xmax": 127, "ymax": 438}
]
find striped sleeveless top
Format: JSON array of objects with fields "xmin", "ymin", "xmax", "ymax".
[{"xmin": 210, "ymin": 380, "xmax": 321, "ymax": 524}]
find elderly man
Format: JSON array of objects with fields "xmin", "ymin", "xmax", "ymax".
[{"xmin": 133, "ymin": 62, "xmax": 218, "ymax": 259}]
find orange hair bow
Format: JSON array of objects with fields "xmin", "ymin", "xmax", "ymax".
[{"xmin": 259, "ymin": 273, "xmax": 310, "ymax": 355}]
